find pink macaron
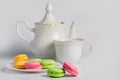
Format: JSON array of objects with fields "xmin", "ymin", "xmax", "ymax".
[
  {"xmin": 24, "ymin": 62, "xmax": 42, "ymax": 70},
  {"xmin": 63, "ymin": 62, "xmax": 79, "ymax": 76}
]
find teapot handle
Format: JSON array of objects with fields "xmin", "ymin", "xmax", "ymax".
[{"xmin": 16, "ymin": 20, "xmax": 35, "ymax": 43}]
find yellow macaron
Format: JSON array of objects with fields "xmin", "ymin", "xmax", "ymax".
[
  {"xmin": 14, "ymin": 54, "xmax": 28, "ymax": 63},
  {"xmin": 14, "ymin": 60, "xmax": 28, "ymax": 69}
]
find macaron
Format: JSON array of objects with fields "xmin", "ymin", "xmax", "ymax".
[
  {"xmin": 47, "ymin": 68, "xmax": 65, "ymax": 78},
  {"xmin": 29, "ymin": 58, "xmax": 42, "ymax": 63},
  {"xmin": 14, "ymin": 60, "xmax": 28, "ymax": 69},
  {"xmin": 63, "ymin": 62, "xmax": 79, "ymax": 76},
  {"xmin": 24, "ymin": 62, "xmax": 42, "ymax": 70},
  {"xmin": 14, "ymin": 54, "xmax": 28, "ymax": 63},
  {"xmin": 40, "ymin": 59, "xmax": 55, "ymax": 69}
]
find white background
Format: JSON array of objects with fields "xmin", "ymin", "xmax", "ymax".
[{"xmin": 0, "ymin": 0, "xmax": 119, "ymax": 80}]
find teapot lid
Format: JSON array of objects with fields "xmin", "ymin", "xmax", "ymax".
[{"xmin": 39, "ymin": 3, "xmax": 59, "ymax": 25}]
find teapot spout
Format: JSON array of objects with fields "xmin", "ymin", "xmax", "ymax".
[{"xmin": 68, "ymin": 21, "xmax": 78, "ymax": 39}]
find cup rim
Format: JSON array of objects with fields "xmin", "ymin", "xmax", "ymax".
[{"xmin": 54, "ymin": 38, "xmax": 85, "ymax": 46}]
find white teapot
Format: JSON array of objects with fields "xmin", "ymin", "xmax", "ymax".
[{"xmin": 16, "ymin": 4, "xmax": 77, "ymax": 59}]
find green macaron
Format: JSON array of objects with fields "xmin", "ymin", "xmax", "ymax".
[
  {"xmin": 40, "ymin": 59, "xmax": 55, "ymax": 69},
  {"xmin": 47, "ymin": 68, "xmax": 65, "ymax": 78},
  {"xmin": 29, "ymin": 58, "xmax": 42, "ymax": 63}
]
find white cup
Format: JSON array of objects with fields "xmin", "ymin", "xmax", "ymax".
[{"xmin": 54, "ymin": 39, "xmax": 92, "ymax": 64}]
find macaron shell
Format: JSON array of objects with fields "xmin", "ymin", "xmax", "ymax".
[
  {"xmin": 63, "ymin": 62, "xmax": 79, "ymax": 76},
  {"xmin": 29, "ymin": 58, "xmax": 41, "ymax": 62},
  {"xmin": 14, "ymin": 54, "xmax": 28, "ymax": 63},
  {"xmin": 40, "ymin": 59, "xmax": 55, "ymax": 64},
  {"xmin": 42, "ymin": 64, "xmax": 55, "ymax": 69},
  {"xmin": 48, "ymin": 72, "xmax": 65, "ymax": 78}
]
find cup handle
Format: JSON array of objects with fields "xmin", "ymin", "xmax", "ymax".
[
  {"xmin": 81, "ymin": 41, "xmax": 92, "ymax": 57},
  {"xmin": 16, "ymin": 20, "xmax": 35, "ymax": 43}
]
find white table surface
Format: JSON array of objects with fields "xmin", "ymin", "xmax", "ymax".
[{"xmin": 0, "ymin": 51, "xmax": 119, "ymax": 80}]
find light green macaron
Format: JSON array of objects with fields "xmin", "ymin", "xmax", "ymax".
[
  {"xmin": 29, "ymin": 58, "xmax": 42, "ymax": 63},
  {"xmin": 47, "ymin": 68, "xmax": 65, "ymax": 78},
  {"xmin": 40, "ymin": 59, "xmax": 55, "ymax": 69}
]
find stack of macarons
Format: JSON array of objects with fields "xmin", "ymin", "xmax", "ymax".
[
  {"xmin": 24, "ymin": 61, "xmax": 42, "ymax": 70},
  {"xmin": 47, "ymin": 62, "xmax": 79, "ymax": 78},
  {"xmin": 13, "ymin": 54, "xmax": 56, "ymax": 70}
]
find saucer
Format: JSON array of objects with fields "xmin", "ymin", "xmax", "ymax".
[{"xmin": 6, "ymin": 62, "xmax": 62, "ymax": 72}]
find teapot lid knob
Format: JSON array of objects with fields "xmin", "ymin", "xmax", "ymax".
[
  {"xmin": 46, "ymin": 3, "xmax": 53, "ymax": 13},
  {"xmin": 40, "ymin": 3, "xmax": 58, "ymax": 25}
]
